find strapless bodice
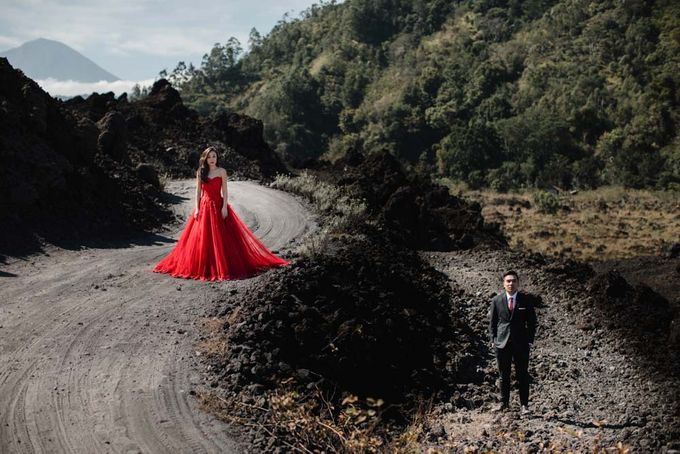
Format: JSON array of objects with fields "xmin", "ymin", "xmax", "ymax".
[{"xmin": 201, "ymin": 176, "xmax": 223, "ymax": 202}]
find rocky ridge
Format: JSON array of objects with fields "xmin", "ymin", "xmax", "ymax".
[{"xmin": 0, "ymin": 58, "xmax": 287, "ymax": 257}]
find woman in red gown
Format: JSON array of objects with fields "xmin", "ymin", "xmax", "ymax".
[{"xmin": 153, "ymin": 146, "xmax": 290, "ymax": 280}]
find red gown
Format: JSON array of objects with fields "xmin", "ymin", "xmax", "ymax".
[{"xmin": 153, "ymin": 176, "xmax": 290, "ymax": 280}]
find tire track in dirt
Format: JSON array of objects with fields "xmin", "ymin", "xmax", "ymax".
[{"xmin": 0, "ymin": 180, "xmax": 317, "ymax": 453}]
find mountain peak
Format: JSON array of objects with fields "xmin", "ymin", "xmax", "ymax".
[
  {"xmin": 26, "ymin": 37, "xmax": 64, "ymax": 45},
  {"xmin": 0, "ymin": 37, "xmax": 120, "ymax": 82}
]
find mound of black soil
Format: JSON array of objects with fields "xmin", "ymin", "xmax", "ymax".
[
  {"xmin": 212, "ymin": 234, "xmax": 477, "ymax": 406},
  {"xmin": 63, "ymin": 79, "xmax": 288, "ymax": 180},
  {"xmin": 328, "ymin": 150, "xmax": 505, "ymax": 251},
  {"xmin": 586, "ymin": 270, "xmax": 679, "ymax": 372},
  {"xmin": 0, "ymin": 58, "xmax": 173, "ymax": 256},
  {"xmin": 591, "ymin": 255, "xmax": 680, "ymax": 306}
]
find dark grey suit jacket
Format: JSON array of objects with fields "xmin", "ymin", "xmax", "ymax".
[{"xmin": 488, "ymin": 291, "xmax": 537, "ymax": 349}]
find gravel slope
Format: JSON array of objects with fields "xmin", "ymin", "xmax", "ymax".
[{"xmin": 419, "ymin": 249, "xmax": 679, "ymax": 452}]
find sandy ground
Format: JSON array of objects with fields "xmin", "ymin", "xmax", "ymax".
[{"xmin": 0, "ymin": 179, "xmax": 317, "ymax": 454}]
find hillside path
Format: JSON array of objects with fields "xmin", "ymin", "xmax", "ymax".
[{"xmin": 0, "ymin": 180, "xmax": 316, "ymax": 454}]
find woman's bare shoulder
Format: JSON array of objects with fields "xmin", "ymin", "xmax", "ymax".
[{"xmin": 219, "ymin": 167, "xmax": 228, "ymax": 177}]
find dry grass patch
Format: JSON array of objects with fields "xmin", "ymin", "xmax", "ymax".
[
  {"xmin": 309, "ymin": 52, "xmax": 332, "ymax": 76},
  {"xmin": 195, "ymin": 383, "xmax": 422, "ymax": 453},
  {"xmin": 440, "ymin": 182, "xmax": 680, "ymax": 261},
  {"xmin": 196, "ymin": 317, "xmax": 228, "ymax": 356},
  {"xmin": 272, "ymin": 172, "xmax": 367, "ymax": 259}
]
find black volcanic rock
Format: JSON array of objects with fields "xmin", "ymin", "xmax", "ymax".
[
  {"xmin": 64, "ymin": 91, "xmax": 118, "ymax": 122},
  {"xmin": 215, "ymin": 234, "xmax": 473, "ymax": 404},
  {"xmin": 135, "ymin": 163, "xmax": 161, "ymax": 189},
  {"xmin": 0, "ymin": 57, "xmax": 172, "ymax": 256},
  {"xmin": 206, "ymin": 112, "xmax": 287, "ymax": 178},
  {"xmin": 330, "ymin": 150, "xmax": 505, "ymax": 251},
  {"xmin": 0, "ymin": 62, "xmax": 290, "ymax": 257},
  {"xmin": 62, "ymin": 78, "xmax": 288, "ymax": 180},
  {"xmin": 147, "ymin": 79, "xmax": 182, "ymax": 109},
  {"xmin": 587, "ymin": 270, "xmax": 678, "ymax": 371},
  {"xmin": 96, "ymin": 111, "xmax": 128, "ymax": 162}
]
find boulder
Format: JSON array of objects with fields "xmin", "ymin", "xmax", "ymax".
[
  {"xmin": 135, "ymin": 163, "xmax": 161, "ymax": 189},
  {"xmin": 96, "ymin": 111, "xmax": 128, "ymax": 162}
]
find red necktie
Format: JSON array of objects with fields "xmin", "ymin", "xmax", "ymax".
[{"xmin": 508, "ymin": 296, "xmax": 514, "ymax": 312}]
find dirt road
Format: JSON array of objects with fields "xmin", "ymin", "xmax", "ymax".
[{"xmin": 0, "ymin": 180, "xmax": 316, "ymax": 454}]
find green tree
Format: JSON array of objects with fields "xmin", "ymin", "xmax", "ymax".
[
  {"xmin": 201, "ymin": 37, "xmax": 244, "ymax": 92},
  {"xmin": 435, "ymin": 122, "xmax": 503, "ymax": 182}
]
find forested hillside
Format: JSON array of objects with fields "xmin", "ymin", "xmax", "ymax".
[{"xmin": 164, "ymin": 0, "xmax": 680, "ymax": 190}]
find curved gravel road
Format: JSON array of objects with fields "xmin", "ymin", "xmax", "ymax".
[{"xmin": 0, "ymin": 180, "xmax": 316, "ymax": 454}]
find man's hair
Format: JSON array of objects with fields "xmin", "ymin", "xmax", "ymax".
[{"xmin": 502, "ymin": 270, "xmax": 519, "ymax": 281}]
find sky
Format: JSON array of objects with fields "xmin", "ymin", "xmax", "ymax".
[{"xmin": 0, "ymin": 0, "xmax": 339, "ymax": 96}]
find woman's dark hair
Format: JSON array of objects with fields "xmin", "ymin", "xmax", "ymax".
[
  {"xmin": 197, "ymin": 146, "xmax": 218, "ymax": 182},
  {"xmin": 502, "ymin": 270, "xmax": 519, "ymax": 281}
]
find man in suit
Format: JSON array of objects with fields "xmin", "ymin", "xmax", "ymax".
[{"xmin": 488, "ymin": 270, "xmax": 538, "ymax": 414}]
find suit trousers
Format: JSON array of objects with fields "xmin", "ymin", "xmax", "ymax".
[{"xmin": 496, "ymin": 339, "xmax": 530, "ymax": 406}]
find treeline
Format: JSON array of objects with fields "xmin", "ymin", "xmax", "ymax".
[{"xmin": 164, "ymin": 0, "xmax": 680, "ymax": 191}]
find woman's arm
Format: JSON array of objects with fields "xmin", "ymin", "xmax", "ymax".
[
  {"xmin": 194, "ymin": 172, "xmax": 201, "ymax": 220},
  {"xmin": 221, "ymin": 168, "xmax": 229, "ymax": 218}
]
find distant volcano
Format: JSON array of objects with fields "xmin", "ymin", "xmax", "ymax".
[{"xmin": 0, "ymin": 37, "xmax": 119, "ymax": 82}]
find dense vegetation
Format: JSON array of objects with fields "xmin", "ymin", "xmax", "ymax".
[{"xmin": 163, "ymin": 0, "xmax": 680, "ymax": 191}]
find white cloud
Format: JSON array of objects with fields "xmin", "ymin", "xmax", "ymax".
[
  {"xmin": 36, "ymin": 77, "xmax": 157, "ymax": 97},
  {"xmin": 112, "ymin": 28, "xmax": 239, "ymax": 57},
  {"xmin": 1, "ymin": 0, "xmax": 345, "ymax": 78},
  {"xmin": 0, "ymin": 35, "xmax": 23, "ymax": 50},
  {"xmin": 2, "ymin": 0, "xmax": 228, "ymax": 54}
]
